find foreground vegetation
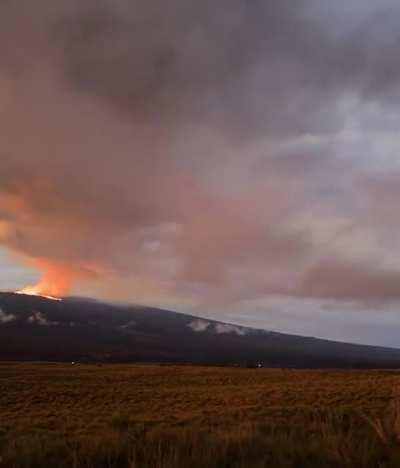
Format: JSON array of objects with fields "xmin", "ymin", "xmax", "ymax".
[{"xmin": 1, "ymin": 363, "xmax": 400, "ymax": 467}]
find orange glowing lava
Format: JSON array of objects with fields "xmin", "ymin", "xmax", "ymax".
[
  {"xmin": 16, "ymin": 287, "xmax": 62, "ymax": 301},
  {"xmin": 16, "ymin": 261, "xmax": 75, "ymax": 301}
]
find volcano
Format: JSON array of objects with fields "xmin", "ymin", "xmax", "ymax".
[{"xmin": 1, "ymin": 292, "xmax": 400, "ymax": 368}]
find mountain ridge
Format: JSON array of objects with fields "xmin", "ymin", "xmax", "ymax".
[{"xmin": 1, "ymin": 292, "xmax": 400, "ymax": 368}]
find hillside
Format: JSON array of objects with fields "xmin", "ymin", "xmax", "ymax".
[{"xmin": 1, "ymin": 292, "xmax": 400, "ymax": 367}]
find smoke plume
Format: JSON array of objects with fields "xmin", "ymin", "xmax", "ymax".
[{"xmin": 1, "ymin": 0, "xmax": 400, "ymax": 316}]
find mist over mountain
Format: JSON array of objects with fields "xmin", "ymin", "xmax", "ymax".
[{"xmin": 1, "ymin": 292, "xmax": 400, "ymax": 368}]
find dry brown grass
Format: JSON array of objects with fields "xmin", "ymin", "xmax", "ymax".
[{"xmin": 1, "ymin": 363, "xmax": 400, "ymax": 467}]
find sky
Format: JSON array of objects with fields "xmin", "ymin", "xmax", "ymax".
[{"xmin": 1, "ymin": 1, "xmax": 400, "ymax": 346}]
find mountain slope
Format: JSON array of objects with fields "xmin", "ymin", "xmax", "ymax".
[{"xmin": 1, "ymin": 292, "xmax": 400, "ymax": 368}]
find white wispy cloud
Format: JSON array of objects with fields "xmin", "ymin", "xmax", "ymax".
[
  {"xmin": 27, "ymin": 311, "xmax": 59, "ymax": 326},
  {"xmin": 214, "ymin": 323, "xmax": 248, "ymax": 336},
  {"xmin": 188, "ymin": 319, "xmax": 211, "ymax": 332},
  {"xmin": 0, "ymin": 308, "xmax": 16, "ymax": 324}
]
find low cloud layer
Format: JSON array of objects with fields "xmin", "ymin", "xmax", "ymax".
[
  {"xmin": 27, "ymin": 311, "xmax": 59, "ymax": 327},
  {"xmin": 188, "ymin": 319, "xmax": 248, "ymax": 336},
  {"xmin": 214, "ymin": 323, "xmax": 248, "ymax": 336},
  {"xmin": 0, "ymin": 308, "xmax": 16, "ymax": 324},
  {"xmin": 188, "ymin": 319, "xmax": 211, "ymax": 333},
  {"xmin": 1, "ymin": 1, "xmax": 400, "ymax": 339}
]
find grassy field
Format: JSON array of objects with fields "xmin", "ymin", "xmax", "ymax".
[{"xmin": 1, "ymin": 363, "xmax": 400, "ymax": 467}]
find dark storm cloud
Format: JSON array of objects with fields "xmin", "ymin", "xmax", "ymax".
[
  {"xmin": 52, "ymin": 1, "xmax": 400, "ymax": 135},
  {"xmin": 56, "ymin": 0, "xmax": 324, "ymax": 135}
]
